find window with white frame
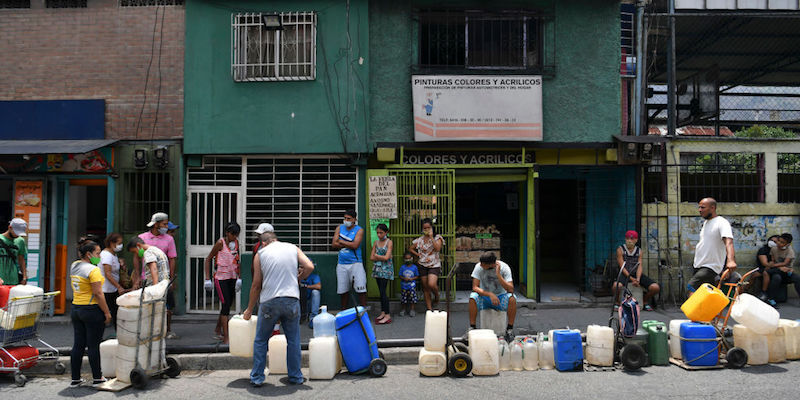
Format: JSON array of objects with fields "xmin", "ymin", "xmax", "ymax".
[{"xmin": 231, "ymin": 12, "xmax": 317, "ymax": 82}]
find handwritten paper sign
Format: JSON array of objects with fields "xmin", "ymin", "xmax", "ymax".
[{"xmin": 368, "ymin": 176, "xmax": 397, "ymax": 219}]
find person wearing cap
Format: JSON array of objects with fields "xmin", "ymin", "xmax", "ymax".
[
  {"xmin": 614, "ymin": 230, "xmax": 659, "ymax": 311},
  {"xmin": 136, "ymin": 212, "xmax": 179, "ymax": 339},
  {"xmin": 166, "ymin": 221, "xmax": 180, "ymax": 238},
  {"xmin": 0, "ymin": 218, "xmax": 28, "ymax": 285}
]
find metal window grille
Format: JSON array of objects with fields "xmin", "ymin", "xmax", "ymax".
[
  {"xmin": 0, "ymin": 0, "xmax": 30, "ymax": 8},
  {"xmin": 415, "ymin": 9, "xmax": 551, "ymax": 72},
  {"xmin": 620, "ymin": 4, "xmax": 636, "ymax": 78},
  {"xmin": 120, "ymin": 171, "xmax": 172, "ymax": 232},
  {"xmin": 45, "ymin": 0, "xmax": 86, "ymax": 7},
  {"xmin": 187, "ymin": 157, "xmax": 243, "ymax": 187},
  {"xmin": 679, "ymin": 152, "xmax": 764, "ymax": 203},
  {"xmin": 778, "ymin": 153, "xmax": 800, "ymax": 203},
  {"xmin": 245, "ymin": 157, "xmax": 357, "ymax": 252},
  {"xmin": 120, "ymin": 0, "xmax": 183, "ymax": 6},
  {"xmin": 231, "ymin": 12, "xmax": 317, "ymax": 82}
]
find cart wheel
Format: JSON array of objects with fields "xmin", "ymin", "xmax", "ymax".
[
  {"xmin": 378, "ymin": 350, "xmax": 385, "ymax": 360},
  {"xmin": 620, "ymin": 344, "xmax": 646, "ymax": 371},
  {"xmin": 165, "ymin": 357, "xmax": 182, "ymax": 378},
  {"xmin": 726, "ymin": 347, "xmax": 748, "ymax": 369},
  {"xmin": 130, "ymin": 367, "xmax": 149, "ymax": 389},
  {"xmin": 448, "ymin": 353, "xmax": 472, "ymax": 378},
  {"xmin": 13, "ymin": 371, "xmax": 26, "ymax": 387},
  {"xmin": 368, "ymin": 358, "xmax": 387, "ymax": 377},
  {"xmin": 54, "ymin": 362, "xmax": 66, "ymax": 375},
  {"xmin": 453, "ymin": 342, "xmax": 469, "ymax": 354}
]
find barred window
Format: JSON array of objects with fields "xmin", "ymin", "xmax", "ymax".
[
  {"xmin": 0, "ymin": 0, "xmax": 30, "ymax": 8},
  {"xmin": 120, "ymin": 0, "xmax": 183, "ymax": 6},
  {"xmin": 415, "ymin": 9, "xmax": 551, "ymax": 72},
  {"xmin": 121, "ymin": 171, "xmax": 172, "ymax": 232},
  {"xmin": 187, "ymin": 157, "xmax": 243, "ymax": 187},
  {"xmin": 679, "ymin": 152, "xmax": 764, "ymax": 203},
  {"xmin": 231, "ymin": 12, "xmax": 317, "ymax": 82},
  {"xmin": 46, "ymin": 0, "xmax": 86, "ymax": 7},
  {"xmin": 778, "ymin": 153, "xmax": 800, "ymax": 203}
]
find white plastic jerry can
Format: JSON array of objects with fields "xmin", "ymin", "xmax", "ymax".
[
  {"xmin": 229, "ymin": 315, "xmax": 258, "ymax": 357},
  {"xmin": 268, "ymin": 334, "xmax": 288, "ymax": 374}
]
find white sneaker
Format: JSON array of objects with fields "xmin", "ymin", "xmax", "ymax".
[{"xmin": 409, "ymin": 309, "xmax": 416, "ymax": 317}]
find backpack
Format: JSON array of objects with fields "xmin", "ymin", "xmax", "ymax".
[{"xmin": 619, "ymin": 292, "xmax": 639, "ymax": 338}]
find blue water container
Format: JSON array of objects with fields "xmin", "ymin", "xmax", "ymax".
[
  {"xmin": 552, "ymin": 329, "xmax": 583, "ymax": 371},
  {"xmin": 679, "ymin": 322, "xmax": 718, "ymax": 366},
  {"xmin": 335, "ymin": 306, "xmax": 379, "ymax": 374}
]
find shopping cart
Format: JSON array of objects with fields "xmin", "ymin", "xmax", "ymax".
[{"xmin": 0, "ymin": 291, "xmax": 64, "ymax": 386}]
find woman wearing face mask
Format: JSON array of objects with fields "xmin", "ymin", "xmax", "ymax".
[
  {"xmin": 204, "ymin": 222, "xmax": 242, "ymax": 343},
  {"xmin": 100, "ymin": 232, "xmax": 129, "ymax": 332},
  {"xmin": 69, "ymin": 238, "xmax": 112, "ymax": 388},
  {"xmin": 370, "ymin": 224, "xmax": 394, "ymax": 324},
  {"xmin": 409, "ymin": 218, "xmax": 445, "ymax": 311}
]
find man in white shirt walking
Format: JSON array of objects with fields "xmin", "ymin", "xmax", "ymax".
[{"xmin": 688, "ymin": 198, "xmax": 737, "ymax": 294}]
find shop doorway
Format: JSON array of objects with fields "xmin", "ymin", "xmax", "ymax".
[
  {"xmin": 0, "ymin": 179, "xmax": 11, "ymax": 229},
  {"xmin": 65, "ymin": 182, "xmax": 107, "ymax": 301},
  {"xmin": 454, "ymin": 182, "xmax": 522, "ymax": 292},
  {"xmin": 538, "ymin": 179, "xmax": 583, "ymax": 302}
]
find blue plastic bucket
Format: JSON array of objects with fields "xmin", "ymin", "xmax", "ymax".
[{"xmin": 335, "ymin": 306, "xmax": 379, "ymax": 374}]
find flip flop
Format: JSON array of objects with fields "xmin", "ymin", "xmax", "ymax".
[{"xmin": 377, "ymin": 317, "xmax": 392, "ymax": 325}]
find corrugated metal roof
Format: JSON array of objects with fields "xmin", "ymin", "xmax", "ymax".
[{"xmin": 0, "ymin": 139, "xmax": 118, "ymax": 155}]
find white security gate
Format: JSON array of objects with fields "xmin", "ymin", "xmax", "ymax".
[{"xmin": 186, "ymin": 189, "xmax": 244, "ymax": 314}]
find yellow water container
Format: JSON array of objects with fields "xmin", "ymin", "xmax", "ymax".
[{"xmin": 680, "ymin": 283, "xmax": 730, "ymax": 322}]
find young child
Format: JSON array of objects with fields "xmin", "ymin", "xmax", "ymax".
[{"xmin": 398, "ymin": 251, "xmax": 420, "ymax": 317}]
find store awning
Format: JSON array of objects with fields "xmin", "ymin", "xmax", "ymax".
[{"xmin": 0, "ymin": 139, "xmax": 117, "ymax": 155}]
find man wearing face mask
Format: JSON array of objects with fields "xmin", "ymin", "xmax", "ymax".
[
  {"xmin": 135, "ymin": 212, "xmax": 178, "ymax": 338},
  {"xmin": 331, "ymin": 209, "xmax": 367, "ymax": 310},
  {"xmin": 127, "ymin": 237, "xmax": 170, "ymax": 286},
  {"xmin": 768, "ymin": 233, "xmax": 800, "ymax": 304},
  {"xmin": 0, "ymin": 218, "xmax": 27, "ymax": 286},
  {"xmin": 688, "ymin": 198, "xmax": 737, "ymax": 295}
]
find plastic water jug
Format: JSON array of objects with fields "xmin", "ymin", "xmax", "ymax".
[
  {"xmin": 731, "ymin": 293, "xmax": 779, "ymax": 335},
  {"xmin": 100, "ymin": 339, "xmax": 118, "ymax": 378},
  {"xmin": 424, "ymin": 310, "xmax": 448, "ymax": 352},
  {"xmin": 313, "ymin": 306, "xmax": 336, "ymax": 337},
  {"xmin": 522, "ymin": 336, "xmax": 539, "ymax": 370},
  {"xmin": 116, "ymin": 340, "xmax": 164, "ymax": 383},
  {"xmin": 668, "ymin": 319, "xmax": 690, "ymax": 359},
  {"xmin": 8, "ymin": 285, "xmax": 44, "ymax": 315},
  {"xmin": 467, "ymin": 329, "xmax": 499, "ymax": 375},
  {"xmin": 116, "ymin": 280, "xmax": 170, "ymax": 307},
  {"xmin": 116, "ymin": 304, "xmax": 153, "ymax": 347},
  {"xmin": 538, "ymin": 332, "xmax": 555, "ymax": 370},
  {"xmin": 645, "ymin": 322, "xmax": 669, "ymax": 366},
  {"xmin": 510, "ymin": 340, "xmax": 524, "ymax": 371},
  {"xmin": 733, "ymin": 324, "xmax": 768, "ymax": 365},
  {"xmin": 335, "ymin": 306, "xmax": 380, "ymax": 374},
  {"xmin": 498, "ymin": 338, "xmax": 511, "ymax": 371},
  {"xmin": 779, "ymin": 319, "xmax": 800, "ymax": 360},
  {"xmin": 681, "ymin": 283, "xmax": 729, "ymax": 322},
  {"xmin": 418, "ymin": 348, "xmax": 447, "ymax": 376},
  {"xmin": 309, "ymin": 336, "xmax": 342, "ymax": 379},
  {"xmin": 585, "ymin": 325, "xmax": 614, "ymax": 367},
  {"xmin": 767, "ymin": 326, "xmax": 787, "ymax": 363},
  {"xmin": 229, "ymin": 314, "xmax": 258, "ymax": 357},
  {"xmin": 552, "ymin": 329, "xmax": 583, "ymax": 371},
  {"xmin": 480, "ymin": 309, "xmax": 507, "ymax": 336},
  {"xmin": 268, "ymin": 334, "xmax": 288, "ymax": 374},
  {"xmin": 680, "ymin": 322, "xmax": 718, "ymax": 366}
]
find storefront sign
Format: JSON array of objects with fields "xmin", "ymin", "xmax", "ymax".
[
  {"xmin": 14, "ymin": 180, "xmax": 43, "ymax": 286},
  {"xmin": 368, "ymin": 176, "xmax": 398, "ymax": 219},
  {"xmin": 412, "ymin": 75, "xmax": 543, "ymax": 142},
  {"xmin": 402, "ymin": 151, "xmax": 533, "ymax": 165}
]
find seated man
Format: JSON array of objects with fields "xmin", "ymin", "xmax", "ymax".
[
  {"xmin": 468, "ymin": 251, "xmax": 516, "ymax": 342},
  {"xmin": 614, "ymin": 230, "xmax": 660, "ymax": 311},
  {"xmin": 300, "ymin": 271, "xmax": 321, "ymax": 328},
  {"xmin": 768, "ymin": 233, "xmax": 800, "ymax": 304},
  {"xmin": 745, "ymin": 235, "xmax": 776, "ymax": 305}
]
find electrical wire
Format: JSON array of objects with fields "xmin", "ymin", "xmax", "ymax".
[
  {"xmin": 134, "ymin": 6, "xmax": 161, "ymax": 140},
  {"xmin": 151, "ymin": 5, "xmax": 166, "ymax": 144}
]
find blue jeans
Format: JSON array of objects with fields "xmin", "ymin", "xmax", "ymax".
[
  {"xmin": 251, "ymin": 297, "xmax": 303, "ymax": 385},
  {"xmin": 308, "ymin": 290, "xmax": 321, "ymax": 320}
]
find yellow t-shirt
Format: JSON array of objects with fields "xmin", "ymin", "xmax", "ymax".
[{"xmin": 71, "ymin": 261, "xmax": 105, "ymax": 305}]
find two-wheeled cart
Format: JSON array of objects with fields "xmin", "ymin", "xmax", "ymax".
[
  {"xmin": 443, "ymin": 265, "xmax": 472, "ymax": 377},
  {"xmin": 608, "ymin": 264, "xmax": 648, "ymax": 370}
]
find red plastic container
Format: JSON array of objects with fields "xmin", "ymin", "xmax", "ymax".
[
  {"xmin": 0, "ymin": 345, "xmax": 39, "ymax": 370},
  {"xmin": 0, "ymin": 285, "xmax": 12, "ymax": 308}
]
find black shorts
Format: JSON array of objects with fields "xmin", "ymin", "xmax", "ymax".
[
  {"xmin": 617, "ymin": 274, "xmax": 657, "ymax": 289},
  {"xmin": 166, "ymin": 288, "xmax": 175, "ymax": 311}
]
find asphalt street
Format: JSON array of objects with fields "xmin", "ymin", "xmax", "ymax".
[{"xmin": 2, "ymin": 363, "xmax": 797, "ymax": 400}]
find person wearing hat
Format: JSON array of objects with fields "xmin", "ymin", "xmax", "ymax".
[
  {"xmin": 0, "ymin": 218, "xmax": 28, "ymax": 285},
  {"xmin": 614, "ymin": 230, "xmax": 659, "ymax": 311},
  {"xmin": 166, "ymin": 221, "xmax": 180, "ymax": 239},
  {"xmin": 136, "ymin": 212, "xmax": 179, "ymax": 339}
]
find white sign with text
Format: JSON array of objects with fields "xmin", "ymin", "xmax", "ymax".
[{"xmin": 368, "ymin": 176, "xmax": 398, "ymax": 219}]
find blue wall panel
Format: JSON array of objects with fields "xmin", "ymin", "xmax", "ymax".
[{"xmin": 0, "ymin": 100, "xmax": 105, "ymax": 140}]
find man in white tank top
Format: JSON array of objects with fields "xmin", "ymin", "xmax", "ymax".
[{"xmin": 243, "ymin": 231, "xmax": 315, "ymax": 387}]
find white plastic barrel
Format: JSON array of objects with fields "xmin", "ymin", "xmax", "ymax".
[
  {"xmin": 418, "ymin": 348, "xmax": 447, "ymax": 376},
  {"xmin": 424, "ymin": 310, "xmax": 447, "ymax": 352},
  {"xmin": 733, "ymin": 324, "xmax": 768, "ymax": 365},
  {"xmin": 479, "ymin": 309, "xmax": 507, "ymax": 336},
  {"xmin": 116, "ymin": 304, "xmax": 156, "ymax": 347},
  {"xmin": 467, "ymin": 329, "xmax": 499, "ymax": 376},
  {"xmin": 767, "ymin": 326, "xmax": 787, "ymax": 363},
  {"xmin": 116, "ymin": 340, "xmax": 164, "ymax": 383},
  {"xmin": 779, "ymin": 319, "xmax": 800, "ymax": 360},
  {"xmin": 730, "ymin": 293, "xmax": 779, "ymax": 335},
  {"xmin": 229, "ymin": 315, "xmax": 258, "ymax": 357},
  {"xmin": 585, "ymin": 325, "xmax": 614, "ymax": 367},
  {"xmin": 309, "ymin": 336, "xmax": 342, "ymax": 379},
  {"xmin": 100, "ymin": 339, "xmax": 118, "ymax": 378},
  {"xmin": 268, "ymin": 334, "xmax": 288, "ymax": 374},
  {"xmin": 9, "ymin": 285, "xmax": 44, "ymax": 315},
  {"xmin": 522, "ymin": 337, "xmax": 539, "ymax": 370},
  {"xmin": 669, "ymin": 319, "xmax": 690, "ymax": 359}
]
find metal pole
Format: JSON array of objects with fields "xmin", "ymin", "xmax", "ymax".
[
  {"xmin": 634, "ymin": 1, "xmax": 645, "ymax": 136},
  {"xmin": 667, "ymin": 0, "xmax": 677, "ymax": 136}
]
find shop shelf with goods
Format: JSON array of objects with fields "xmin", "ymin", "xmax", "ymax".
[{"xmin": 454, "ymin": 225, "xmax": 502, "ymax": 290}]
